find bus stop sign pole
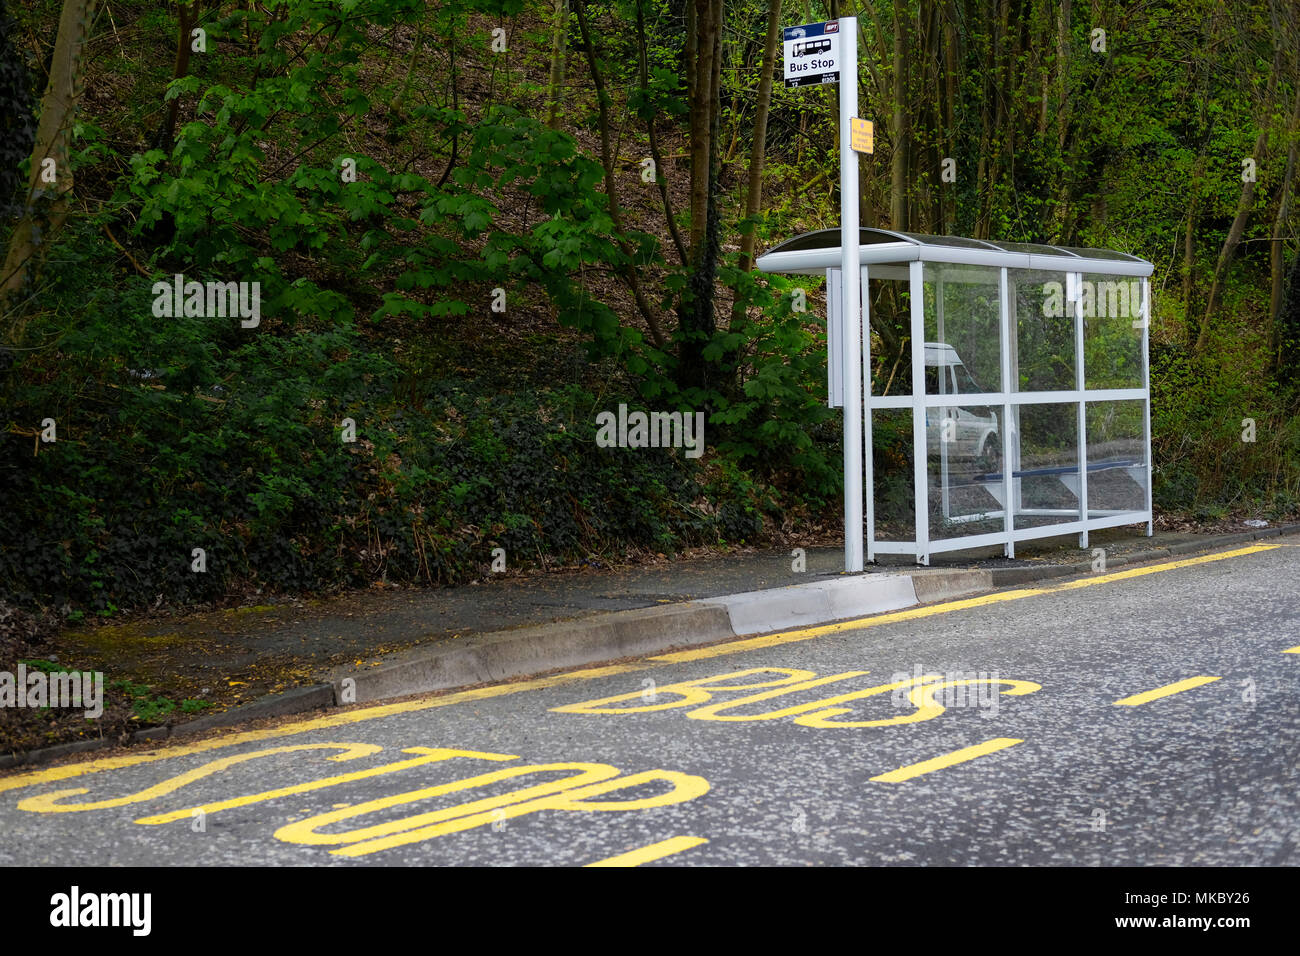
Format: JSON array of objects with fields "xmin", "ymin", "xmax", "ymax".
[
  {"xmin": 839, "ymin": 18, "xmax": 863, "ymax": 572},
  {"xmin": 782, "ymin": 17, "xmax": 862, "ymax": 573}
]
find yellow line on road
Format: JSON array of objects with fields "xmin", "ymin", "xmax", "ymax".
[
  {"xmin": 653, "ymin": 545, "xmax": 1277, "ymax": 664},
  {"xmin": 1113, "ymin": 676, "xmax": 1221, "ymax": 706},
  {"xmin": 650, "ymin": 591, "xmax": 1042, "ymax": 663},
  {"xmin": 584, "ymin": 835, "xmax": 709, "ymax": 867},
  {"xmin": 870, "ymin": 738, "xmax": 1023, "ymax": 783},
  {"xmin": 1284, "ymin": 646, "xmax": 1300, "ymax": 654},
  {"xmin": 0, "ymin": 663, "xmax": 649, "ymax": 795},
  {"xmin": 0, "ymin": 544, "xmax": 1277, "ymax": 794}
]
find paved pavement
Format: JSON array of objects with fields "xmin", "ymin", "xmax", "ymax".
[
  {"xmin": 51, "ymin": 527, "xmax": 1236, "ymax": 683},
  {"xmin": 2, "ymin": 542, "xmax": 1297, "ymax": 866},
  {"xmin": 31, "ymin": 525, "xmax": 1277, "ymax": 744}
]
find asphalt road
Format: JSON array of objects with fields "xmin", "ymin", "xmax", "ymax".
[{"xmin": 2, "ymin": 543, "xmax": 1297, "ymax": 866}]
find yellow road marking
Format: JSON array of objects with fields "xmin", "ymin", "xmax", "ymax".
[
  {"xmin": 1113, "ymin": 676, "xmax": 1221, "ymax": 706},
  {"xmin": 18, "ymin": 742, "xmax": 382, "ymax": 813},
  {"xmin": 870, "ymin": 738, "xmax": 1024, "ymax": 783},
  {"xmin": 0, "ymin": 663, "xmax": 648, "ymax": 795},
  {"xmin": 0, "ymin": 544, "xmax": 1277, "ymax": 794},
  {"xmin": 687, "ymin": 673, "xmax": 931, "ymax": 724},
  {"xmin": 1284, "ymin": 646, "xmax": 1300, "ymax": 654},
  {"xmin": 793, "ymin": 678, "xmax": 1040, "ymax": 729},
  {"xmin": 550, "ymin": 667, "xmax": 835, "ymax": 716},
  {"xmin": 653, "ymin": 545, "xmax": 1278, "ymax": 664},
  {"xmin": 651, "ymin": 591, "xmax": 1042, "ymax": 663},
  {"xmin": 322, "ymin": 769, "xmax": 711, "ymax": 857},
  {"xmin": 133, "ymin": 748, "xmax": 517, "ymax": 824},
  {"xmin": 279, "ymin": 763, "xmax": 625, "ymax": 848},
  {"xmin": 584, "ymin": 836, "xmax": 709, "ymax": 867}
]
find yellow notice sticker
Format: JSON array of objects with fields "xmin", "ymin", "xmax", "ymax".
[{"xmin": 850, "ymin": 117, "xmax": 873, "ymax": 154}]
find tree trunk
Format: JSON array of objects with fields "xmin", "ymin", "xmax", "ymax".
[
  {"xmin": 635, "ymin": 0, "xmax": 687, "ymax": 266},
  {"xmin": 1195, "ymin": 60, "xmax": 1280, "ymax": 352},
  {"xmin": 1275, "ymin": 251, "xmax": 1300, "ymax": 388},
  {"xmin": 1182, "ymin": 153, "xmax": 1204, "ymax": 340},
  {"xmin": 1036, "ymin": 0, "xmax": 1049, "ymax": 137},
  {"xmin": 677, "ymin": 0, "xmax": 724, "ymax": 392},
  {"xmin": 684, "ymin": 1, "xmax": 697, "ymax": 110},
  {"xmin": 1049, "ymin": 0, "xmax": 1070, "ymax": 238},
  {"xmin": 1056, "ymin": 0, "xmax": 1070, "ymax": 146},
  {"xmin": 546, "ymin": 0, "xmax": 567, "ymax": 130},
  {"xmin": 2, "ymin": 0, "xmax": 97, "ymax": 340},
  {"xmin": 890, "ymin": 0, "xmax": 909, "ymax": 230},
  {"xmin": 942, "ymin": 0, "xmax": 958, "ymax": 233},
  {"xmin": 981, "ymin": 0, "xmax": 1011, "ymax": 239},
  {"xmin": 152, "ymin": 0, "xmax": 198, "ymax": 154},
  {"xmin": 1269, "ymin": 85, "xmax": 1300, "ymax": 372},
  {"xmin": 687, "ymin": 0, "xmax": 718, "ymax": 256},
  {"xmin": 735, "ymin": 0, "xmax": 781, "ymax": 277},
  {"xmin": 571, "ymin": 0, "xmax": 667, "ymax": 349}
]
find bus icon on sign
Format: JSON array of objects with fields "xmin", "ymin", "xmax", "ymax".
[{"xmin": 792, "ymin": 38, "xmax": 832, "ymax": 57}]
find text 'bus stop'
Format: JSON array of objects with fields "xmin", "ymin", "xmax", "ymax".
[{"xmin": 757, "ymin": 228, "xmax": 1154, "ymax": 565}]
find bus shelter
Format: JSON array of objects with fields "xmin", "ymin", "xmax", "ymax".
[{"xmin": 756, "ymin": 228, "xmax": 1154, "ymax": 565}]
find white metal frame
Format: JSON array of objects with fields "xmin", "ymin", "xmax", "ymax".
[
  {"xmin": 837, "ymin": 18, "xmax": 863, "ymax": 573},
  {"xmin": 758, "ymin": 229, "xmax": 1154, "ymax": 567}
]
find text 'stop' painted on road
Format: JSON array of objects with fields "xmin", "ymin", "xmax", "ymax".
[{"xmin": 18, "ymin": 742, "xmax": 712, "ymax": 860}]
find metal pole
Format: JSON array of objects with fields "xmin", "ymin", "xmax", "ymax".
[
  {"xmin": 827, "ymin": 268, "xmax": 843, "ymax": 407},
  {"xmin": 910, "ymin": 259, "xmax": 928, "ymax": 565},
  {"xmin": 1074, "ymin": 271, "xmax": 1089, "ymax": 549},
  {"xmin": 999, "ymin": 268, "xmax": 1015, "ymax": 559},
  {"xmin": 863, "ymin": 264, "xmax": 875, "ymax": 563},
  {"xmin": 1142, "ymin": 277, "xmax": 1153, "ymax": 536},
  {"xmin": 840, "ymin": 16, "xmax": 862, "ymax": 573},
  {"xmin": 937, "ymin": 274, "xmax": 949, "ymax": 520}
]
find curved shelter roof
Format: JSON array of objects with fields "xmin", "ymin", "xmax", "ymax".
[{"xmin": 755, "ymin": 228, "xmax": 1153, "ymax": 277}]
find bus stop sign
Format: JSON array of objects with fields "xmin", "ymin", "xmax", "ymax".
[{"xmin": 783, "ymin": 20, "xmax": 841, "ymax": 88}]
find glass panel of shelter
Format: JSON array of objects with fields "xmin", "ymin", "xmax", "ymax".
[
  {"xmin": 861, "ymin": 259, "xmax": 1149, "ymax": 563},
  {"xmin": 921, "ymin": 263, "xmax": 1005, "ymax": 542},
  {"xmin": 1007, "ymin": 268, "xmax": 1083, "ymax": 544},
  {"xmin": 866, "ymin": 266, "xmax": 913, "ymax": 397}
]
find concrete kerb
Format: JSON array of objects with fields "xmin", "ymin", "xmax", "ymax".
[
  {"xmin": 4, "ymin": 523, "xmax": 1298, "ymax": 769},
  {"xmin": 170, "ymin": 683, "xmax": 336, "ymax": 738},
  {"xmin": 910, "ymin": 568, "xmax": 994, "ymax": 603},
  {"xmin": 338, "ymin": 568, "xmax": 988, "ymax": 704},
  {"xmin": 1, "ymin": 737, "xmax": 103, "ymax": 770},
  {"xmin": 988, "ymin": 549, "xmax": 1175, "ymax": 587},
  {"xmin": 696, "ymin": 573, "xmax": 916, "ymax": 634},
  {"xmin": 698, "ymin": 568, "xmax": 993, "ymax": 636},
  {"xmin": 328, "ymin": 528, "xmax": 1300, "ymax": 706},
  {"xmin": 333, "ymin": 602, "xmax": 734, "ymax": 705}
]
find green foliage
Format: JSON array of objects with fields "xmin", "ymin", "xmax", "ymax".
[
  {"xmin": 4, "ymin": 0, "xmax": 1298, "ymax": 627},
  {"xmin": 111, "ymin": 0, "xmax": 635, "ymax": 358},
  {"xmin": 1150, "ymin": 333, "xmax": 1300, "ymax": 516},
  {"xmin": 0, "ymin": 223, "xmax": 767, "ymax": 611},
  {"xmin": 108, "ymin": 678, "xmax": 202, "ymax": 722},
  {"xmin": 699, "ymin": 265, "xmax": 839, "ymax": 504},
  {"xmin": 0, "ymin": 0, "xmax": 34, "ymax": 219}
]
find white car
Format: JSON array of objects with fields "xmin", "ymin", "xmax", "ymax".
[{"xmin": 923, "ymin": 342, "xmax": 1000, "ymax": 473}]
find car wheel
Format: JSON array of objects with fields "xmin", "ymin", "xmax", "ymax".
[{"xmin": 976, "ymin": 437, "xmax": 1001, "ymax": 477}]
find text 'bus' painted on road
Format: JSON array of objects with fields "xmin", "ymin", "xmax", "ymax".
[{"xmin": 551, "ymin": 667, "xmax": 1041, "ymax": 728}]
